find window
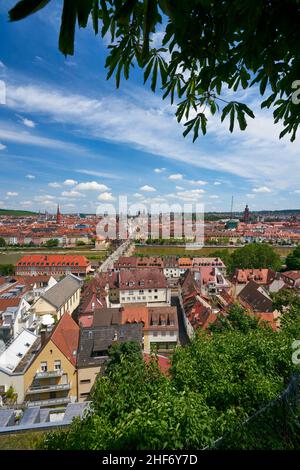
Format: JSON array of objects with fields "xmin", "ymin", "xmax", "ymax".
[
  {"xmin": 80, "ymin": 379, "xmax": 91, "ymax": 384},
  {"xmin": 139, "ymin": 289, "xmax": 144, "ymax": 294},
  {"xmin": 154, "ymin": 295, "xmax": 158, "ymax": 299},
  {"xmin": 80, "ymin": 392, "xmax": 90, "ymax": 398},
  {"xmin": 40, "ymin": 361, "xmax": 47, "ymax": 372},
  {"xmin": 54, "ymin": 360, "xmax": 61, "ymax": 370}
]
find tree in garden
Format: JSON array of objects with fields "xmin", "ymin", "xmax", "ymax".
[
  {"xmin": 285, "ymin": 245, "xmax": 300, "ymax": 270},
  {"xmin": 271, "ymin": 288, "xmax": 300, "ymax": 327},
  {"xmin": 230, "ymin": 243, "xmax": 282, "ymax": 273},
  {"xmin": 0, "ymin": 264, "xmax": 15, "ymax": 276},
  {"xmin": 8, "ymin": 0, "xmax": 300, "ymax": 142},
  {"xmin": 40, "ymin": 319, "xmax": 300, "ymax": 450},
  {"xmin": 45, "ymin": 238, "xmax": 59, "ymax": 247},
  {"xmin": 209, "ymin": 303, "xmax": 261, "ymax": 334},
  {"xmin": 0, "ymin": 237, "xmax": 6, "ymax": 247}
]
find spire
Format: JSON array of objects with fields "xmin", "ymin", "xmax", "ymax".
[{"xmin": 56, "ymin": 204, "xmax": 62, "ymax": 224}]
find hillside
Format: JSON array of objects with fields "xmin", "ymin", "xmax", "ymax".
[{"xmin": 0, "ymin": 209, "xmax": 37, "ymax": 216}]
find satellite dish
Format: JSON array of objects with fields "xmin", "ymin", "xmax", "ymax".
[{"xmin": 41, "ymin": 314, "xmax": 55, "ymax": 326}]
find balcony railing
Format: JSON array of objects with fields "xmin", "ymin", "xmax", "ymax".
[
  {"xmin": 26, "ymin": 383, "xmax": 71, "ymax": 395},
  {"xmin": 35, "ymin": 370, "xmax": 63, "ymax": 379},
  {"xmin": 27, "ymin": 397, "xmax": 71, "ymax": 408}
]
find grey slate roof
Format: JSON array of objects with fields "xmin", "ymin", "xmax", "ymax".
[
  {"xmin": 77, "ymin": 323, "xmax": 143, "ymax": 368},
  {"xmin": 41, "ymin": 275, "xmax": 81, "ymax": 309},
  {"xmin": 93, "ymin": 308, "xmax": 122, "ymax": 327},
  {"xmin": 238, "ymin": 280, "xmax": 273, "ymax": 312}
]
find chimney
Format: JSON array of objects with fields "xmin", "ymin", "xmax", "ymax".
[{"xmin": 40, "ymin": 329, "xmax": 47, "ymax": 347}]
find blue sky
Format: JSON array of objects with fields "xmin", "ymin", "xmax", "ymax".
[{"xmin": 0, "ymin": 2, "xmax": 299, "ymax": 214}]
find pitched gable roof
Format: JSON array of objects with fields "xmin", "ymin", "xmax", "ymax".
[
  {"xmin": 50, "ymin": 313, "xmax": 80, "ymax": 366},
  {"xmin": 41, "ymin": 275, "xmax": 81, "ymax": 309},
  {"xmin": 238, "ymin": 280, "xmax": 273, "ymax": 312}
]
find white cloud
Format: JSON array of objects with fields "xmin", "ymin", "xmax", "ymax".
[
  {"xmin": 176, "ymin": 189, "xmax": 205, "ymax": 201},
  {"xmin": 214, "ymin": 181, "xmax": 221, "ymax": 185},
  {"xmin": 75, "ymin": 169, "xmax": 121, "ymax": 180},
  {"xmin": 75, "ymin": 181, "xmax": 109, "ymax": 191},
  {"xmin": 169, "ymin": 174, "xmax": 183, "ymax": 180},
  {"xmin": 97, "ymin": 192, "xmax": 116, "ymax": 201},
  {"xmin": 252, "ymin": 186, "xmax": 271, "ymax": 193},
  {"xmin": 61, "ymin": 190, "xmax": 84, "ymax": 198},
  {"xmin": 63, "ymin": 179, "xmax": 77, "ymax": 186},
  {"xmin": 0, "ymin": 123, "xmax": 85, "ymax": 153},
  {"xmin": 247, "ymin": 193, "xmax": 256, "ymax": 199},
  {"xmin": 20, "ymin": 117, "xmax": 35, "ymax": 128},
  {"xmin": 26, "ymin": 174, "xmax": 35, "ymax": 179},
  {"xmin": 209, "ymin": 195, "xmax": 219, "ymax": 199},
  {"xmin": 20, "ymin": 200, "xmax": 32, "ymax": 206},
  {"xmin": 48, "ymin": 182, "xmax": 61, "ymax": 188},
  {"xmin": 175, "ymin": 186, "xmax": 184, "ymax": 190},
  {"xmin": 133, "ymin": 193, "xmax": 143, "ymax": 198},
  {"xmin": 140, "ymin": 185, "xmax": 156, "ymax": 192},
  {"xmin": 294, "ymin": 190, "xmax": 300, "ymax": 194},
  {"xmin": 6, "ymin": 192, "xmax": 18, "ymax": 197},
  {"xmin": 6, "ymin": 79, "xmax": 300, "ymax": 191},
  {"xmin": 187, "ymin": 180, "xmax": 208, "ymax": 185},
  {"xmin": 34, "ymin": 194, "xmax": 55, "ymax": 202},
  {"xmin": 0, "ymin": 143, "xmax": 6, "ymax": 150},
  {"xmin": 154, "ymin": 168, "xmax": 166, "ymax": 173}
]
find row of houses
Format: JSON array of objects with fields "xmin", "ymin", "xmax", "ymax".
[
  {"xmin": 0, "ymin": 313, "xmax": 145, "ymax": 406},
  {"xmin": 114, "ymin": 256, "xmax": 226, "ymax": 277}
]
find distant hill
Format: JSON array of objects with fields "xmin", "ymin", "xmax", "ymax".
[{"xmin": 0, "ymin": 209, "xmax": 37, "ymax": 216}]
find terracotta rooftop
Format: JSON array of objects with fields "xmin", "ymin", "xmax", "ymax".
[
  {"xmin": 50, "ymin": 313, "xmax": 80, "ymax": 366},
  {"xmin": 119, "ymin": 269, "xmax": 167, "ymax": 289},
  {"xmin": 16, "ymin": 254, "xmax": 90, "ymax": 267}
]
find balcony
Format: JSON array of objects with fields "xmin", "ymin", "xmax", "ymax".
[
  {"xmin": 35, "ymin": 370, "xmax": 63, "ymax": 379},
  {"xmin": 26, "ymin": 383, "xmax": 71, "ymax": 395},
  {"xmin": 27, "ymin": 397, "xmax": 71, "ymax": 408}
]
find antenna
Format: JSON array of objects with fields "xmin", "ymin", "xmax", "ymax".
[{"xmin": 230, "ymin": 196, "xmax": 234, "ymax": 219}]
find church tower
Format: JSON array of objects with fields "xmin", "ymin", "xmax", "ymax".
[
  {"xmin": 243, "ymin": 204, "xmax": 250, "ymax": 223},
  {"xmin": 56, "ymin": 204, "xmax": 62, "ymax": 224}
]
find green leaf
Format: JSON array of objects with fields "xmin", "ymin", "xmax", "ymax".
[
  {"xmin": 200, "ymin": 113, "xmax": 207, "ymax": 137},
  {"xmin": 193, "ymin": 116, "xmax": 200, "ymax": 142},
  {"xmin": 114, "ymin": 0, "xmax": 138, "ymax": 24},
  {"xmin": 59, "ymin": 0, "xmax": 77, "ymax": 56},
  {"xmin": 92, "ymin": 0, "xmax": 99, "ymax": 34},
  {"xmin": 237, "ymin": 109, "xmax": 247, "ymax": 131},
  {"xmin": 279, "ymin": 126, "xmax": 290, "ymax": 139},
  {"xmin": 151, "ymin": 58, "xmax": 158, "ymax": 92},
  {"xmin": 143, "ymin": 57, "xmax": 155, "ymax": 84},
  {"xmin": 100, "ymin": 0, "xmax": 110, "ymax": 37},
  {"xmin": 221, "ymin": 103, "xmax": 232, "ymax": 122},
  {"xmin": 239, "ymin": 103, "xmax": 255, "ymax": 119},
  {"xmin": 142, "ymin": 0, "xmax": 158, "ymax": 60},
  {"xmin": 259, "ymin": 75, "xmax": 268, "ymax": 96},
  {"xmin": 77, "ymin": 0, "xmax": 93, "ymax": 28},
  {"xmin": 9, "ymin": 0, "xmax": 50, "ymax": 21},
  {"xmin": 229, "ymin": 106, "xmax": 235, "ymax": 133}
]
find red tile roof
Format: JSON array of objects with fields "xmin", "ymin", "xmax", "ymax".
[
  {"xmin": 50, "ymin": 313, "xmax": 80, "ymax": 366},
  {"xmin": 119, "ymin": 269, "xmax": 167, "ymax": 289},
  {"xmin": 281, "ymin": 271, "xmax": 300, "ymax": 281},
  {"xmin": 232, "ymin": 269, "xmax": 275, "ymax": 285},
  {"xmin": 16, "ymin": 254, "xmax": 90, "ymax": 267}
]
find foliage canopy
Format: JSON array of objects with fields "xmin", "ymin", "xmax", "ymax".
[
  {"xmin": 8, "ymin": 0, "xmax": 300, "ymax": 142},
  {"xmin": 40, "ymin": 316, "xmax": 300, "ymax": 450}
]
